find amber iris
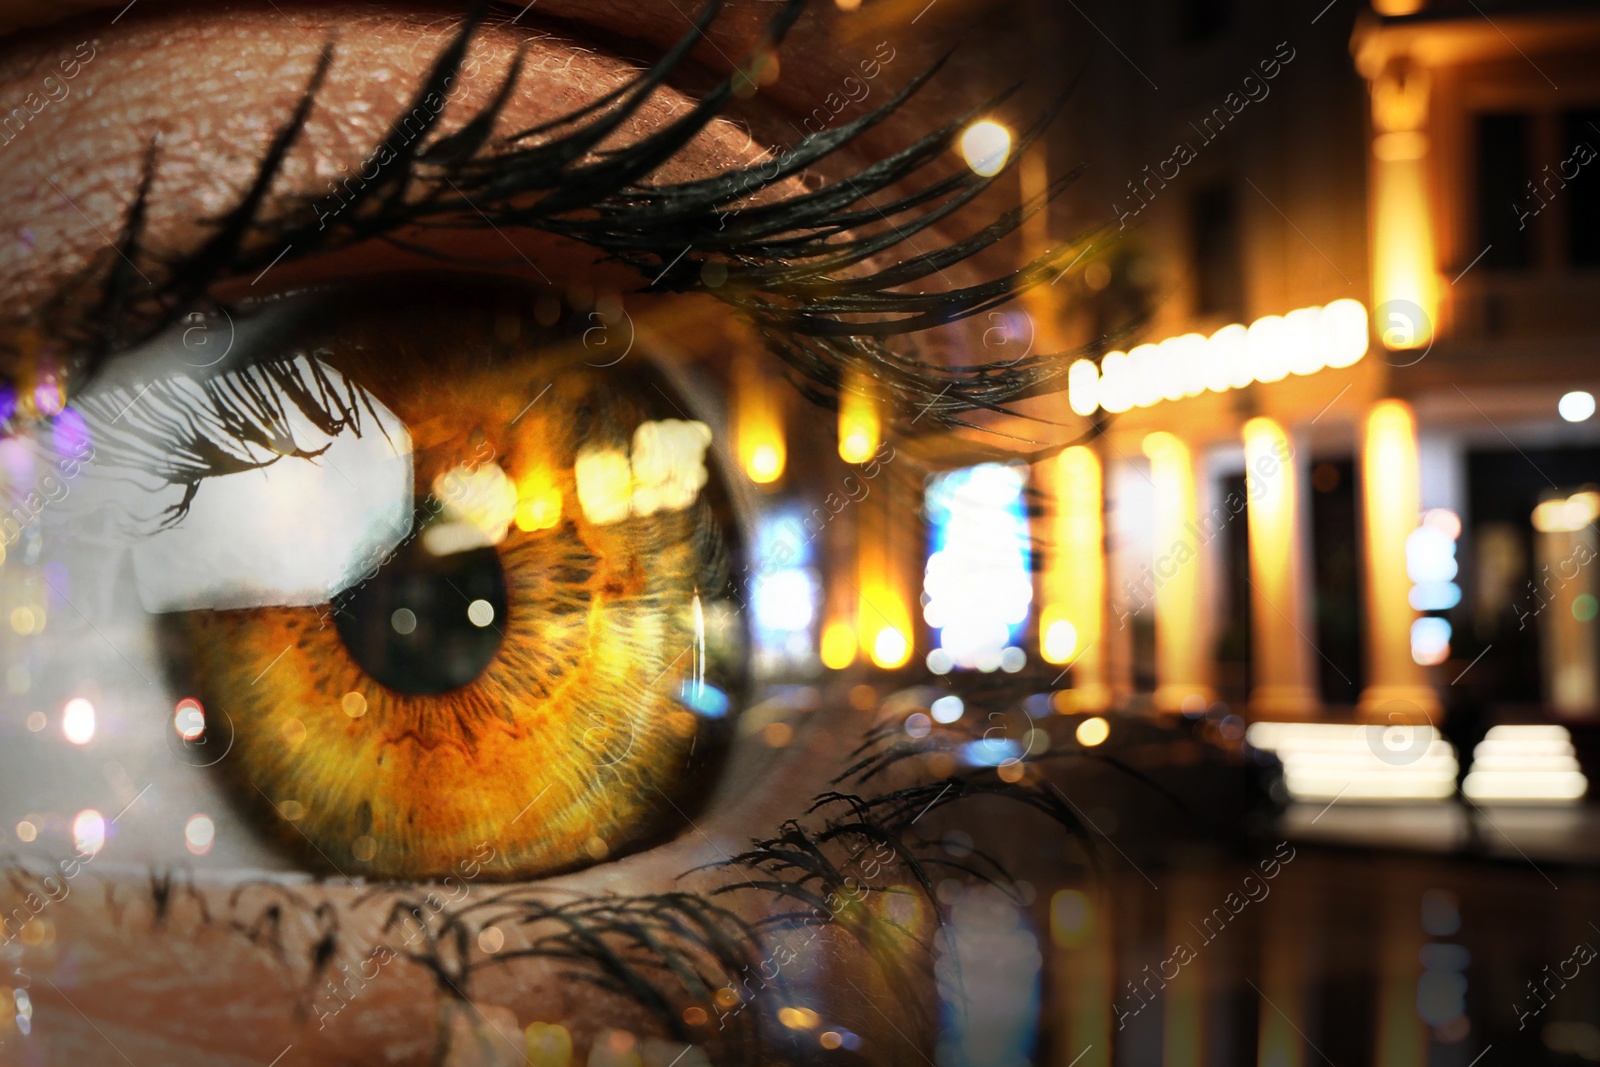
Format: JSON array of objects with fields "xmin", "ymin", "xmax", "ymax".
[{"xmin": 174, "ymin": 282, "xmax": 744, "ymax": 879}]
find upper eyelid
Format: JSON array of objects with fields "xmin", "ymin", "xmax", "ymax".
[{"xmin": 1, "ymin": 0, "xmax": 1109, "ymax": 441}]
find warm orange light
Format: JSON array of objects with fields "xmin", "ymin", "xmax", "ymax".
[
  {"xmin": 838, "ymin": 380, "xmax": 880, "ymax": 464},
  {"xmin": 1075, "ymin": 716, "xmax": 1110, "ymax": 747},
  {"xmin": 1371, "ymin": 64, "xmax": 1436, "ymax": 351},
  {"xmin": 748, "ymin": 445, "xmax": 783, "ymax": 483},
  {"xmin": 1142, "ymin": 432, "xmax": 1211, "ymax": 712},
  {"xmin": 869, "ymin": 624, "xmax": 911, "ymax": 669},
  {"xmin": 734, "ymin": 356, "xmax": 786, "ymax": 485},
  {"xmin": 820, "ymin": 621, "xmax": 858, "ymax": 670},
  {"xmin": 1242, "ymin": 418, "xmax": 1318, "ymax": 715},
  {"xmin": 1067, "ymin": 359, "xmax": 1099, "ymax": 417},
  {"xmin": 959, "ymin": 120, "xmax": 1012, "ymax": 177},
  {"xmin": 1041, "ymin": 618, "xmax": 1078, "ymax": 663},
  {"xmin": 514, "ymin": 469, "xmax": 563, "ymax": 532},
  {"xmin": 857, "ymin": 474, "xmax": 915, "ymax": 670},
  {"xmin": 1064, "ymin": 303, "xmax": 1368, "ymax": 416},
  {"xmin": 1360, "ymin": 399, "xmax": 1438, "ymax": 716},
  {"xmin": 1039, "ymin": 445, "xmax": 1106, "ymax": 714}
]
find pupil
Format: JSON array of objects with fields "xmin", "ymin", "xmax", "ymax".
[{"xmin": 332, "ymin": 537, "xmax": 508, "ymax": 695}]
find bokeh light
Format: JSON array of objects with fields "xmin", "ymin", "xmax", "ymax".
[
  {"xmin": 61, "ymin": 697, "xmax": 95, "ymax": 745},
  {"xmin": 184, "ymin": 814, "xmax": 215, "ymax": 855},
  {"xmin": 1075, "ymin": 716, "xmax": 1110, "ymax": 747},
  {"xmin": 959, "ymin": 120, "xmax": 1012, "ymax": 177},
  {"xmin": 1558, "ymin": 390, "xmax": 1595, "ymax": 423}
]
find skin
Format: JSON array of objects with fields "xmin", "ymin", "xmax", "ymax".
[{"xmin": 0, "ymin": 2, "xmax": 1087, "ymax": 1065}]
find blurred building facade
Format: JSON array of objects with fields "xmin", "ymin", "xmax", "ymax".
[
  {"xmin": 1014, "ymin": 0, "xmax": 1597, "ymax": 734},
  {"xmin": 724, "ymin": 4, "xmax": 1600, "ymax": 1064},
  {"xmin": 1014, "ymin": 0, "xmax": 1600, "ymax": 732},
  {"xmin": 743, "ymin": 0, "xmax": 1600, "ymax": 749}
]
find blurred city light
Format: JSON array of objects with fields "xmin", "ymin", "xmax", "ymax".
[
  {"xmin": 1075, "ymin": 716, "xmax": 1110, "ymax": 747},
  {"xmin": 959, "ymin": 120, "xmax": 1012, "ymax": 177},
  {"xmin": 1559, "ymin": 390, "xmax": 1596, "ymax": 423},
  {"xmin": 62, "ymin": 697, "xmax": 95, "ymax": 746},
  {"xmin": 924, "ymin": 463, "xmax": 1032, "ymax": 671},
  {"xmin": 1038, "ymin": 447, "xmax": 1109, "ymax": 707},
  {"xmin": 750, "ymin": 509, "xmax": 819, "ymax": 668},
  {"xmin": 1532, "ymin": 490, "xmax": 1600, "ymax": 533},
  {"xmin": 1067, "ymin": 301, "xmax": 1368, "ymax": 415},
  {"xmin": 1370, "ymin": 63, "xmax": 1437, "ymax": 350},
  {"xmin": 820, "ymin": 621, "xmax": 857, "ymax": 670},
  {"xmin": 734, "ymin": 354, "xmax": 787, "ymax": 485},
  {"xmin": 838, "ymin": 378, "xmax": 880, "ymax": 465},
  {"xmin": 1246, "ymin": 722, "xmax": 1458, "ymax": 800},
  {"xmin": 1463, "ymin": 725, "xmax": 1588, "ymax": 802},
  {"xmin": 73, "ymin": 809, "xmax": 105, "ymax": 856}
]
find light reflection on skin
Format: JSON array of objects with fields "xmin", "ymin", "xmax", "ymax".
[{"xmin": 0, "ymin": 2, "xmax": 1087, "ymax": 1064}]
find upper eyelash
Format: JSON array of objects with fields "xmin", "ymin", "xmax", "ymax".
[
  {"xmin": 72, "ymin": 354, "xmax": 395, "ymax": 528},
  {"xmin": 10, "ymin": 0, "xmax": 1122, "ymax": 450}
]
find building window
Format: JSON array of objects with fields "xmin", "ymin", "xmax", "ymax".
[
  {"xmin": 1190, "ymin": 182, "xmax": 1245, "ymax": 320},
  {"xmin": 1564, "ymin": 108, "xmax": 1600, "ymax": 267},
  {"xmin": 1475, "ymin": 112, "xmax": 1532, "ymax": 269}
]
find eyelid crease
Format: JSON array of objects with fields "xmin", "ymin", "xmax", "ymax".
[{"xmin": 5, "ymin": 0, "xmax": 1124, "ymax": 447}]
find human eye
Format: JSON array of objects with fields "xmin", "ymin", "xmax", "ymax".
[{"xmin": 0, "ymin": 3, "xmax": 1106, "ymax": 1065}]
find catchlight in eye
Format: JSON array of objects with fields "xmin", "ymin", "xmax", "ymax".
[{"xmin": 137, "ymin": 280, "xmax": 746, "ymax": 880}]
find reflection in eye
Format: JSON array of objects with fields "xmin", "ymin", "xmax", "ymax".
[{"xmin": 97, "ymin": 281, "xmax": 746, "ymax": 880}]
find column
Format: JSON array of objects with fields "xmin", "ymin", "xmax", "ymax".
[
  {"xmin": 1359, "ymin": 400, "xmax": 1441, "ymax": 719},
  {"xmin": 1143, "ymin": 432, "xmax": 1214, "ymax": 712},
  {"xmin": 1040, "ymin": 445, "xmax": 1111, "ymax": 710},
  {"xmin": 1368, "ymin": 57, "xmax": 1437, "ymax": 352},
  {"xmin": 1535, "ymin": 517, "xmax": 1600, "ymax": 716},
  {"xmin": 1243, "ymin": 418, "xmax": 1320, "ymax": 717},
  {"xmin": 819, "ymin": 505, "xmax": 859, "ymax": 671},
  {"xmin": 856, "ymin": 466, "xmax": 915, "ymax": 670}
]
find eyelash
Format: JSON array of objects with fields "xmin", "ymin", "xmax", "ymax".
[
  {"xmin": 377, "ymin": 718, "xmax": 1086, "ymax": 1055},
  {"xmin": 0, "ymin": 2, "xmax": 1114, "ymax": 1050},
  {"xmin": 8, "ymin": 0, "xmax": 1120, "ymax": 463}
]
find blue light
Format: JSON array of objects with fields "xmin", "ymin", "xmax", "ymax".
[
  {"xmin": 1408, "ymin": 581, "xmax": 1462, "ymax": 611},
  {"xmin": 962, "ymin": 737, "xmax": 1023, "ymax": 767},
  {"xmin": 678, "ymin": 682, "xmax": 730, "ymax": 719},
  {"xmin": 749, "ymin": 508, "xmax": 822, "ymax": 665},
  {"xmin": 753, "ymin": 508, "xmax": 813, "ymax": 569},
  {"xmin": 923, "ymin": 463, "xmax": 1033, "ymax": 671},
  {"xmin": 1411, "ymin": 616, "xmax": 1452, "ymax": 665}
]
